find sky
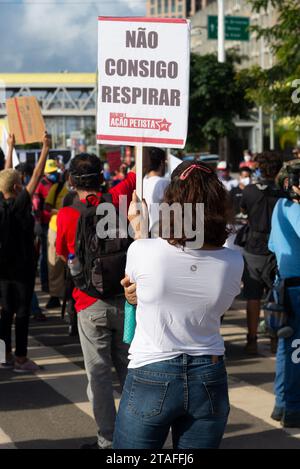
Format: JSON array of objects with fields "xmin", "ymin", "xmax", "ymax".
[{"xmin": 0, "ymin": 0, "xmax": 147, "ymax": 72}]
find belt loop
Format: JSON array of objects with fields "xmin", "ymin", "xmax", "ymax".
[{"xmin": 212, "ymin": 355, "xmax": 219, "ymax": 364}]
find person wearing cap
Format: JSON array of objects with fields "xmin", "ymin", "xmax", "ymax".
[
  {"xmin": 268, "ymin": 160, "xmax": 300, "ymax": 428},
  {"xmin": 44, "ymin": 173, "xmax": 69, "ymax": 310},
  {"xmin": 32, "ymin": 158, "xmax": 59, "ymax": 292},
  {"xmin": 217, "ymin": 161, "xmax": 238, "ymax": 192}
]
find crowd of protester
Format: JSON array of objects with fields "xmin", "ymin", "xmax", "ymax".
[{"xmin": 0, "ymin": 134, "xmax": 299, "ymax": 448}]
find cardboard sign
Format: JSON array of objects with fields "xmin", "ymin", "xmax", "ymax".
[
  {"xmin": 6, "ymin": 96, "xmax": 46, "ymax": 145},
  {"xmin": 97, "ymin": 17, "xmax": 190, "ymax": 149}
]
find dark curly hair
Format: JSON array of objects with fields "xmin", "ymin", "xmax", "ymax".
[
  {"xmin": 69, "ymin": 153, "xmax": 103, "ymax": 191},
  {"xmin": 254, "ymin": 151, "xmax": 283, "ymax": 180},
  {"xmin": 161, "ymin": 161, "xmax": 232, "ymax": 248},
  {"xmin": 143, "ymin": 147, "xmax": 166, "ymax": 176}
]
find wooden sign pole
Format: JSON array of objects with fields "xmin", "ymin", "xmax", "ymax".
[{"xmin": 135, "ymin": 145, "xmax": 143, "ymax": 201}]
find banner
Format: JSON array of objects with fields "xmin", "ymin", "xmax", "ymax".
[{"xmin": 97, "ymin": 17, "xmax": 190, "ymax": 149}]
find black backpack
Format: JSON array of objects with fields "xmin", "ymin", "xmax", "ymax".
[
  {"xmin": 72, "ymin": 193, "xmax": 131, "ymax": 299},
  {"xmin": 0, "ymin": 193, "xmax": 11, "ymax": 276}
]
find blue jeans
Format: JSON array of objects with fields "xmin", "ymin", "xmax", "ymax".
[
  {"xmin": 113, "ymin": 354, "xmax": 229, "ymax": 449},
  {"xmin": 274, "ymin": 286, "xmax": 300, "ymax": 412}
]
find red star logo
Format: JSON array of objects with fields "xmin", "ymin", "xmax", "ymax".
[{"xmin": 158, "ymin": 118, "xmax": 172, "ymax": 132}]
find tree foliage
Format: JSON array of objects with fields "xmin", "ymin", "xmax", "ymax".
[
  {"xmin": 239, "ymin": 0, "xmax": 300, "ymax": 116},
  {"xmin": 187, "ymin": 53, "xmax": 250, "ymax": 150}
]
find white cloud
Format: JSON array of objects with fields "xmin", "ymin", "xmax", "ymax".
[{"xmin": 0, "ymin": 0, "xmax": 146, "ymax": 71}]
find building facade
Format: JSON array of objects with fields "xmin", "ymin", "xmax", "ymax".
[
  {"xmin": 190, "ymin": 0, "xmax": 277, "ymax": 69},
  {"xmin": 146, "ymin": 0, "xmax": 210, "ymax": 18},
  {"xmin": 0, "ymin": 73, "xmax": 97, "ymax": 149}
]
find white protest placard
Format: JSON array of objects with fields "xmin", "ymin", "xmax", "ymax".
[
  {"xmin": 97, "ymin": 17, "xmax": 190, "ymax": 149},
  {"xmin": 1, "ymin": 125, "xmax": 19, "ymax": 168}
]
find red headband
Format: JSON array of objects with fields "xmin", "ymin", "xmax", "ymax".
[{"xmin": 179, "ymin": 164, "xmax": 212, "ymax": 181}]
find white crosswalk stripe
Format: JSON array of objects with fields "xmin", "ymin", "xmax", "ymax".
[{"xmin": 0, "ymin": 428, "xmax": 17, "ymax": 449}]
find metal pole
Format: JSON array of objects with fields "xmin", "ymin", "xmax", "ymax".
[
  {"xmin": 135, "ymin": 146, "xmax": 143, "ymax": 201},
  {"xmin": 258, "ymin": 35, "xmax": 265, "ymax": 153},
  {"xmin": 258, "ymin": 106, "xmax": 263, "ymax": 153},
  {"xmin": 269, "ymin": 54, "xmax": 275, "ymax": 151},
  {"xmin": 270, "ymin": 115, "xmax": 275, "ymax": 150},
  {"xmin": 218, "ymin": 0, "xmax": 225, "ymax": 63}
]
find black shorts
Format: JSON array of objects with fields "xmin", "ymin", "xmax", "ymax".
[{"xmin": 242, "ymin": 251, "xmax": 275, "ymax": 300}]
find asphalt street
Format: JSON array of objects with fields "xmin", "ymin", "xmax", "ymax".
[{"xmin": 0, "ymin": 292, "xmax": 300, "ymax": 450}]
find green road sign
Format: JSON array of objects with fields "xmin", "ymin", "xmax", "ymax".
[{"xmin": 208, "ymin": 16, "xmax": 250, "ymax": 41}]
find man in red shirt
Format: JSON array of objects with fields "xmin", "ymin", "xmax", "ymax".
[{"xmin": 56, "ymin": 153, "xmax": 135, "ymax": 449}]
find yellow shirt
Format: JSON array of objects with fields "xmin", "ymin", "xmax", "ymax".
[{"xmin": 45, "ymin": 183, "xmax": 69, "ymax": 232}]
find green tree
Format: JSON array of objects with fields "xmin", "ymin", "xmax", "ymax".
[
  {"xmin": 240, "ymin": 0, "xmax": 300, "ymax": 116},
  {"xmin": 187, "ymin": 53, "xmax": 250, "ymax": 151}
]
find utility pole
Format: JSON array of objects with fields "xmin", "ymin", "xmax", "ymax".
[
  {"xmin": 218, "ymin": 0, "xmax": 226, "ymax": 161},
  {"xmin": 269, "ymin": 53, "xmax": 275, "ymax": 150},
  {"xmin": 218, "ymin": 0, "xmax": 225, "ymax": 63},
  {"xmin": 258, "ymin": 34, "xmax": 265, "ymax": 153}
]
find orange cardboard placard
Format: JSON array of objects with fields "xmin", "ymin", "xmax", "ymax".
[{"xmin": 6, "ymin": 96, "xmax": 46, "ymax": 145}]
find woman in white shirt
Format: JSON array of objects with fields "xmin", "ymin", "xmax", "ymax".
[
  {"xmin": 142, "ymin": 147, "xmax": 169, "ymax": 232},
  {"xmin": 113, "ymin": 161, "xmax": 244, "ymax": 449}
]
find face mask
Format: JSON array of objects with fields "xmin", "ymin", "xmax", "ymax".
[
  {"xmin": 240, "ymin": 177, "xmax": 250, "ymax": 186},
  {"xmin": 244, "ymin": 155, "xmax": 252, "ymax": 163},
  {"xmin": 47, "ymin": 173, "xmax": 59, "ymax": 183}
]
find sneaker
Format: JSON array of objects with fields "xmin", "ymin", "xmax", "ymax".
[
  {"xmin": 0, "ymin": 359, "xmax": 15, "ymax": 370},
  {"xmin": 46, "ymin": 297, "xmax": 61, "ymax": 309},
  {"xmin": 0, "ymin": 354, "xmax": 15, "ymax": 370},
  {"xmin": 14, "ymin": 359, "xmax": 40, "ymax": 373},
  {"xmin": 281, "ymin": 411, "xmax": 300, "ymax": 428},
  {"xmin": 32, "ymin": 312, "xmax": 47, "ymax": 321},
  {"xmin": 244, "ymin": 335, "xmax": 258, "ymax": 355},
  {"xmin": 271, "ymin": 406, "xmax": 284, "ymax": 422}
]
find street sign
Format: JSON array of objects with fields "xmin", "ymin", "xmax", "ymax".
[
  {"xmin": 208, "ymin": 15, "xmax": 218, "ymax": 40},
  {"xmin": 208, "ymin": 16, "xmax": 250, "ymax": 41}
]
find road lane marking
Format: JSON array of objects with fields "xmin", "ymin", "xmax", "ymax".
[
  {"xmin": 29, "ymin": 336, "xmax": 121, "ymax": 417},
  {"xmin": 0, "ymin": 428, "xmax": 17, "ymax": 449},
  {"xmin": 229, "ymin": 380, "xmax": 300, "ymax": 439}
]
